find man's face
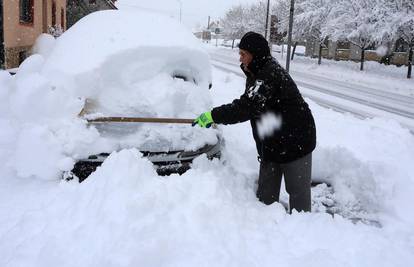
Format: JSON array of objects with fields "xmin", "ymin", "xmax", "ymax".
[{"xmin": 239, "ymin": 49, "xmax": 253, "ymax": 67}]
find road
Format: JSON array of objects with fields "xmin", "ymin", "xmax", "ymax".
[{"xmin": 209, "ymin": 48, "xmax": 414, "ymax": 132}]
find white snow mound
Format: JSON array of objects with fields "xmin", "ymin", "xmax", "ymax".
[{"xmin": 42, "ymin": 9, "xmax": 211, "ymax": 85}]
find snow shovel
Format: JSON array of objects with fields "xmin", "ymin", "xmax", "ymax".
[
  {"xmin": 86, "ymin": 116, "xmax": 194, "ymax": 124},
  {"xmin": 77, "ymin": 99, "xmax": 195, "ymax": 125}
]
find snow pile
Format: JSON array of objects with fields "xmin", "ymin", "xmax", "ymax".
[
  {"xmin": 43, "ymin": 10, "xmax": 209, "ymax": 78},
  {"xmin": 1, "ymin": 143, "xmax": 413, "ymax": 266},
  {"xmin": 0, "ymin": 9, "xmax": 215, "ymax": 181},
  {"xmin": 308, "ymin": 98, "xmax": 414, "ymax": 223},
  {"xmin": 215, "ymin": 65, "xmax": 409, "ymax": 219},
  {"xmin": 43, "ymin": 9, "xmax": 216, "ymax": 150},
  {"xmin": 32, "ymin": 33, "xmax": 56, "ymax": 58},
  {"xmin": 0, "ymin": 55, "xmax": 84, "ymax": 180},
  {"xmin": 41, "ymin": 10, "xmax": 213, "ymax": 117}
]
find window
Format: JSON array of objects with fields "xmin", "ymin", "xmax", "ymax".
[
  {"xmin": 337, "ymin": 41, "xmax": 350, "ymax": 50},
  {"xmin": 52, "ymin": 1, "xmax": 56, "ymax": 26},
  {"xmin": 366, "ymin": 43, "xmax": 376, "ymax": 51},
  {"xmin": 395, "ymin": 38, "xmax": 408, "ymax": 53},
  {"xmin": 19, "ymin": 0, "xmax": 34, "ymax": 24}
]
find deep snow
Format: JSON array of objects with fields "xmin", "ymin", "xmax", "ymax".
[
  {"xmin": 1, "ymin": 9, "xmax": 414, "ymax": 267},
  {"xmin": 1, "ymin": 9, "xmax": 219, "ymax": 182}
]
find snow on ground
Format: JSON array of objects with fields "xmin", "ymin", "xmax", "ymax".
[
  {"xmin": 211, "ymin": 43, "xmax": 413, "ymax": 96},
  {"xmin": 1, "ymin": 11, "xmax": 414, "ymax": 267},
  {"xmin": 278, "ymin": 52, "xmax": 414, "ymax": 97},
  {"xmin": 1, "ymin": 64, "xmax": 414, "ymax": 266}
]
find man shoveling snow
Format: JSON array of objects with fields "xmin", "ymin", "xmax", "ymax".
[{"xmin": 194, "ymin": 32, "xmax": 317, "ymax": 213}]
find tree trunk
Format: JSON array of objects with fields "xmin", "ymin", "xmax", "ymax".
[
  {"xmin": 360, "ymin": 48, "xmax": 365, "ymax": 71},
  {"xmin": 291, "ymin": 42, "xmax": 298, "ymax": 60},
  {"xmin": 232, "ymin": 39, "xmax": 235, "ymax": 49},
  {"xmin": 318, "ymin": 43, "xmax": 322, "ymax": 65},
  {"xmin": 408, "ymin": 45, "xmax": 412, "ymax": 79}
]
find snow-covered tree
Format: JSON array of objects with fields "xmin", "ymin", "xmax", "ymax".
[
  {"xmin": 268, "ymin": 0, "xmax": 293, "ymax": 58},
  {"xmin": 327, "ymin": 0, "xmax": 383, "ymax": 71},
  {"xmin": 383, "ymin": 0, "xmax": 414, "ymax": 78},
  {"xmin": 245, "ymin": 1, "xmax": 268, "ymax": 36},
  {"xmin": 221, "ymin": 5, "xmax": 247, "ymax": 48},
  {"xmin": 220, "ymin": 1, "xmax": 270, "ymax": 48},
  {"xmin": 295, "ymin": 0, "xmax": 337, "ymax": 64},
  {"xmin": 271, "ymin": 0, "xmax": 290, "ymax": 36},
  {"xmin": 397, "ymin": 18, "xmax": 414, "ymax": 78},
  {"xmin": 48, "ymin": 25, "xmax": 64, "ymax": 38}
]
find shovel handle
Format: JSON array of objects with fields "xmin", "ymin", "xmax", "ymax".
[{"xmin": 87, "ymin": 117, "xmax": 194, "ymax": 124}]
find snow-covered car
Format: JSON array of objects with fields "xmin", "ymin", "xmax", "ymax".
[{"xmin": 42, "ymin": 10, "xmax": 221, "ymax": 181}]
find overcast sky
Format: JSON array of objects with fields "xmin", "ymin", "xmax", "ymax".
[{"xmin": 116, "ymin": 0, "xmax": 259, "ymax": 30}]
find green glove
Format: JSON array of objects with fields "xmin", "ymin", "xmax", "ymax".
[{"xmin": 192, "ymin": 111, "xmax": 214, "ymax": 128}]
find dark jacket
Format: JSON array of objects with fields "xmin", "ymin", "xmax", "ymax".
[{"xmin": 211, "ymin": 56, "xmax": 316, "ymax": 163}]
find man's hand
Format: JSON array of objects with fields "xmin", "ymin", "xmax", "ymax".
[{"xmin": 192, "ymin": 111, "xmax": 214, "ymax": 128}]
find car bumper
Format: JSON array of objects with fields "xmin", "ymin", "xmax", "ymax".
[{"xmin": 67, "ymin": 137, "xmax": 222, "ymax": 182}]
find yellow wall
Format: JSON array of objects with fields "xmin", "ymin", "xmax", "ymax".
[{"xmin": 3, "ymin": 0, "xmax": 66, "ymax": 48}]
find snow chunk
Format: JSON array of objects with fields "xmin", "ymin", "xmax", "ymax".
[
  {"xmin": 32, "ymin": 33, "xmax": 56, "ymax": 59},
  {"xmin": 10, "ymin": 72, "xmax": 82, "ymax": 123},
  {"xmin": 0, "ymin": 71, "xmax": 12, "ymax": 114},
  {"xmin": 257, "ymin": 112, "xmax": 282, "ymax": 139},
  {"xmin": 83, "ymin": 148, "xmax": 157, "ymax": 187},
  {"xmin": 375, "ymin": 46, "xmax": 388, "ymax": 57},
  {"xmin": 15, "ymin": 54, "xmax": 45, "ymax": 76},
  {"xmin": 11, "ymin": 125, "xmax": 66, "ymax": 180}
]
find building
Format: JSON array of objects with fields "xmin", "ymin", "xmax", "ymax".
[
  {"xmin": 208, "ymin": 21, "xmax": 223, "ymax": 35},
  {"xmin": 305, "ymin": 38, "xmax": 409, "ymax": 66},
  {"xmin": 66, "ymin": 0, "xmax": 117, "ymax": 28},
  {"xmin": 193, "ymin": 21, "xmax": 223, "ymax": 43},
  {"xmin": 1, "ymin": 0, "xmax": 67, "ymax": 69}
]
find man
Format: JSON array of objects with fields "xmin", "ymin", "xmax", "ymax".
[{"xmin": 193, "ymin": 32, "xmax": 316, "ymax": 212}]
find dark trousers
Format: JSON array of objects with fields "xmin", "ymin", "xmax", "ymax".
[{"xmin": 256, "ymin": 153, "xmax": 312, "ymax": 212}]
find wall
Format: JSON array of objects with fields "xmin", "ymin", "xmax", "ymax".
[
  {"xmin": 0, "ymin": 2, "xmax": 4, "ymax": 67},
  {"xmin": 43, "ymin": 0, "xmax": 67, "ymax": 32},
  {"xmin": 327, "ymin": 41, "xmax": 337, "ymax": 59},
  {"xmin": 2, "ymin": 0, "xmax": 66, "ymax": 69},
  {"xmin": 304, "ymin": 37, "xmax": 409, "ymax": 66},
  {"xmin": 3, "ymin": 0, "xmax": 44, "ymax": 48}
]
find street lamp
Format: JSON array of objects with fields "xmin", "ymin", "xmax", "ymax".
[{"xmin": 176, "ymin": 0, "xmax": 182, "ymax": 23}]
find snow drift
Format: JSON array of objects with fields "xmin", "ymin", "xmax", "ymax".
[
  {"xmin": 0, "ymin": 8, "xmax": 414, "ymax": 267},
  {"xmin": 0, "ymin": 9, "xmax": 217, "ymax": 181}
]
